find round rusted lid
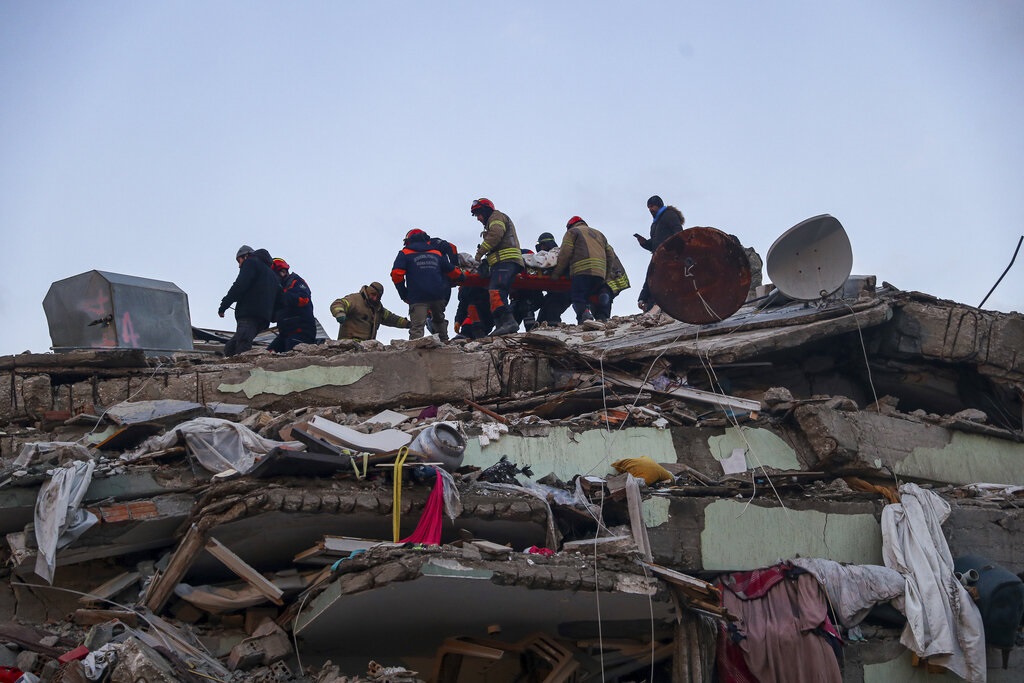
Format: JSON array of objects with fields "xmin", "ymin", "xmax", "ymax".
[{"xmin": 648, "ymin": 227, "xmax": 751, "ymax": 324}]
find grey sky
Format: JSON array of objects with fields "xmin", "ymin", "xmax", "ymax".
[{"xmin": 1, "ymin": 1, "xmax": 1021, "ymax": 355}]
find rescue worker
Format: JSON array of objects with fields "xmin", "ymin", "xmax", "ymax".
[
  {"xmin": 454, "ymin": 283, "xmax": 493, "ymax": 339},
  {"xmin": 424, "ymin": 233, "xmax": 460, "ymax": 334},
  {"xmin": 471, "ymin": 198, "xmax": 524, "ymax": 335},
  {"xmin": 510, "ymin": 247, "xmax": 543, "ymax": 332},
  {"xmin": 267, "ymin": 257, "xmax": 316, "ymax": 352},
  {"xmin": 534, "ymin": 232, "xmax": 571, "ymax": 326},
  {"xmin": 452, "ymin": 252, "xmax": 492, "ymax": 339},
  {"xmin": 329, "ymin": 282, "xmax": 410, "ymax": 341},
  {"xmin": 390, "ymin": 229, "xmax": 462, "ymax": 341},
  {"xmin": 218, "ymin": 245, "xmax": 280, "ymax": 356},
  {"xmin": 551, "ymin": 216, "xmax": 609, "ymax": 324},
  {"xmin": 635, "ymin": 195, "xmax": 685, "ymax": 311}
]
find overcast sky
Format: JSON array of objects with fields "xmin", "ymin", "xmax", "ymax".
[{"xmin": 1, "ymin": 1, "xmax": 1021, "ymax": 356}]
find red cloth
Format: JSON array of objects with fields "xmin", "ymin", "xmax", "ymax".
[
  {"xmin": 400, "ymin": 468, "xmax": 445, "ymax": 545},
  {"xmin": 719, "ymin": 564, "xmax": 789, "ymax": 599},
  {"xmin": 0, "ymin": 668, "xmax": 24, "ymax": 683}
]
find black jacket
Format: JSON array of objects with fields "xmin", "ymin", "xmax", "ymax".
[
  {"xmin": 220, "ymin": 254, "xmax": 280, "ymax": 322},
  {"xmin": 646, "ymin": 206, "xmax": 685, "ymax": 253}
]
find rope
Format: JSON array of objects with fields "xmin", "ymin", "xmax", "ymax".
[{"xmin": 391, "ymin": 446, "xmax": 408, "ymax": 542}]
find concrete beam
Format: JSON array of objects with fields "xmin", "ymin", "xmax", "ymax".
[{"xmin": 795, "ymin": 404, "xmax": 1024, "ymax": 485}]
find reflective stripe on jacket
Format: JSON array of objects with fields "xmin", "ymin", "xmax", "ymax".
[
  {"xmin": 475, "ymin": 210, "xmax": 524, "ymax": 267},
  {"xmin": 552, "ymin": 221, "xmax": 609, "ymax": 279},
  {"xmin": 605, "ymin": 245, "xmax": 631, "ymax": 294}
]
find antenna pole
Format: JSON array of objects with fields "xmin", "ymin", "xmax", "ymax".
[{"xmin": 978, "ymin": 235, "xmax": 1023, "ymax": 309}]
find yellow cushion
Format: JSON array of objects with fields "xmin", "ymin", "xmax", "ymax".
[{"xmin": 610, "ymin": 457, "xmax": 674, "ymax": 485}]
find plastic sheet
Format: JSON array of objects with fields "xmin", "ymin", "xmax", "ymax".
[
  {"xmin": 34, "ymin": 459, "xmax": 98, "ymax": 583},
  {"xmin": 14, "ymin": 441, "xmax": 92, "ymax": 469},
  {"xmin": 124, "ymin": 417, "xmax": 302, "ymax": 474}
]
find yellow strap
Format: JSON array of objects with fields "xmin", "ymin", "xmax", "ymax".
[
  {"xmin": 392, "ymin": 446, "xmax": 409, "ymax": 542},
  {"xmin": 350, "ymin": 452, "xmax": 369, "ymax": 480}
]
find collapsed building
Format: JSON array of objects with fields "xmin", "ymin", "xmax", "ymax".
[{"xmin": 1, "ymin": 224, "xmax": 1022, "ymax": 681}]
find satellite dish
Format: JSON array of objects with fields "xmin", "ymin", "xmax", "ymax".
[
  {"xmin": 648, "ymin": 227, "xmax": 751, "ymax": 324},
  {"xmin": 766, "ymin": 214, "xmax": 853, "ymax": 301}
]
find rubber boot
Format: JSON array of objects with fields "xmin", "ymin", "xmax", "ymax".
[
  {"xmin": 490, "ymin": 307, "xmax": 519, "ymax": 335},
  {"xmin": 522, "ymin": 309, "xmax": 537, "ymax": 332},
  {"xmin": 573, "ymin": 303, "xmax": 595, "ymax": 324},
  {"xmin": 595, "ymin": 292, "xmax": 612, "ymax": 321}
]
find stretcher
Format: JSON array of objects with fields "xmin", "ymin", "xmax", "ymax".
[{"xmin": 461, "ymin": 272, "xmax": 571, "ymax": 292}]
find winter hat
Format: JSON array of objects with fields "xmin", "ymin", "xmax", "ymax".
[
  {"xmin": 369, "ymin": 282, "xmax": 385, "ymax": 296},
  {"xmin": 647, "ymin": 195, "xmax": 664, "ymax": 208},
  {"xmin": 236, "ymin": 245, "xmax": 255, "ymax": 259}
]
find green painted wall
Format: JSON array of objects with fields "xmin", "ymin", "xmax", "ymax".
[
  {"xmin": 462, "ymin": 426, "xmax": 676, "ymax": 482},
  {"xmin": 218, "ymin": 365, "xmax": 373, "ymax": 398},
  {"xmin": 642, "ymin": 497, "xmax": 670, "ymax": 527},
  {"xmin": 898, "ymin": 432, "xmax": 1024, "ymax": 485},
  {"xmin": 701, "ymin": 499, "xmax": 883, "ymax": 570},
  {"xmin": 708, "ymin": 427, "xmax": 801, "ymax": 471}
]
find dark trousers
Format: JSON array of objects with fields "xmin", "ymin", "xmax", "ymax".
[
  {"xmin": 225, "ymin": 318, "xmax": 267, "ymax": 356},
  {"xmin": 268, "ymin": 326, "xmax": 316, "ymax": 353},
  {"xmin": 538, "ymin": 292, "xmax": 571, "ymax": 324},
  {"xmin": 570, "ymin": 274, "xmax": 604, "ymax": 309}
]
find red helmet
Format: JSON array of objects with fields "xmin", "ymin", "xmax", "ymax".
[
  {"xmin": 566, "ymin": 215, "xmax": 584, "ymax": 228},
  {"xmin": 271, "ymin": 258, "xmax": 290, "ymax": 272},
  {"xmin": 404, "ymin": 228, "xmax": 428, "ymax": 243},
  {"xmin": 470, "ymin": 198, "xmax": 494, "ymax": 215}
]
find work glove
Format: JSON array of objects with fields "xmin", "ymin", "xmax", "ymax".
[{"xmin": 335, "ymin": 313, "xmax": 347, "ymax": 325}]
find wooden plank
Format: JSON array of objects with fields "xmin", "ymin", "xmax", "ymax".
[
  {"xmin": 79, "ymin": 571, "xmax": 140, "ymax": 605},
  {"xmin": 143, "ymin": 523, "xmax": 207, "ymax": 613},
  {"xmin": 72, "ymin": 608, "xmax": 139, "ymax": 627},
  {"xmin": 601, "ymin": 370, "xmax": 761, "ymax": 413},
  {"xmin": 640, "ymin": 562, "xmax": 716, "ymax": 594},
  {"xmin": 0, "ymin": 623, "xmax": 74, "ymax": 657},
  {"xmin": 465, "ymin": 399, "xmax": 509, "ymax": 424},
  {"xmin": 205, "ymin": 538, "xmax": 284, "ymax": 606}
]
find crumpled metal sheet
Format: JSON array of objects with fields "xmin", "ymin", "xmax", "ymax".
[{"xmin": 648, "ymin": 227, "xmax": 751, "ymax": 324}]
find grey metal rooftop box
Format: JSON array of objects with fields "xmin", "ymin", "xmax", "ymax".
[{"xmin": 43, "ymin": 270, "xmax": 194, "ymax": 353}]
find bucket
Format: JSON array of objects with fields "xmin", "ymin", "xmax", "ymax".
[{"xmin": 409, "ymin": 423, "xmax": 466, "ymax": 472}]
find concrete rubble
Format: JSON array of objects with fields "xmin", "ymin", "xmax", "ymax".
[{"xmin": 0, "ymin": 282, "xmax": 1021, "ymax": 682}]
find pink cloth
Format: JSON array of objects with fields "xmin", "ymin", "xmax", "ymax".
[
  {"xmin": 400, "ymin": 469, "xmax": 445, "ymax": 545},
  {"xmin": 717, "ymin": 564, "xmax": 842, "ymax": 683}
]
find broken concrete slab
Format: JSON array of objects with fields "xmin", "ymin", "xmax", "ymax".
[
  {"xmin": 104, "ymin": 399, "xmax": 206, "ymax": 426},
  {"xmin": 795, "ymin": 403, "xmax": 1024, "ymax": 485},
  {"xmin": 293, "ymin": 546, "xmax": 672, "ymax": 672}
]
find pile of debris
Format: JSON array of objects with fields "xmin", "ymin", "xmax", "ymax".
[{"xmin": 0, "ymin": 284, "xmax": 1022, "ymax": 681}]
